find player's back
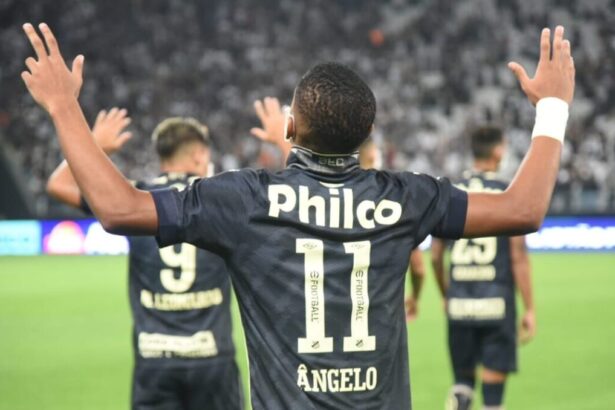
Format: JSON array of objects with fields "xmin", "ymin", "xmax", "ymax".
[
  {"xmin": 154, "ymin": 148, "xmax": 468, "ymax": 409},
  {"xmin": 446, "ymin": 171, "xmax": 515, "ymax": 325},
  {"xmin": 129, "ymin": 173, "xmax": 235, "ymax": 367}
]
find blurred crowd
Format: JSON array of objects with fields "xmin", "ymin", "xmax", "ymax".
[{"xmin": 1, "ymin": 0, "xmax": 614, "ymax": 216}]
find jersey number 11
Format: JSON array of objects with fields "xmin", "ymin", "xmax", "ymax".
[{"xmin": 296, "ymin": 239, "xmax": 376, "ymax": 354}]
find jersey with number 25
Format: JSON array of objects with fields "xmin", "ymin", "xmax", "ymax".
[
  {"xmin": 152, "ymin": 148, "xmax": 468, "ymax": 409},
  {"xmin": 446, "ymin": 171, "xmax": 515, "ymax": 326}
]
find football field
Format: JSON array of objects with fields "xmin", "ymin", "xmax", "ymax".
[{"xmin": 0, "ymin": 253, "xmax": 613, "ymax": 409}]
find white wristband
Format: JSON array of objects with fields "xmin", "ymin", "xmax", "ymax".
[{"xmin": 531, "ymin": 97, "xmax": 569, "ymax": 143}]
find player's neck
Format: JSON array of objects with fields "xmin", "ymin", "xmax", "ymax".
[{"xmin": 472, "ymin": 159, "xmax": 499, "ymax": 173}]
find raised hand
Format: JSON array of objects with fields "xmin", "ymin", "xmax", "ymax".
[
  {"xmin": 92, "ymin": 108, "xmax": 133, "ymax": 154},
  {"xmin": 508, "ymin": 26, "xmax": 575, "ymax": 105},
  {"xmin": 21, "ymin": 23, "xmax": 84, "ymax": 114},
  {"xmin": 251, "ymin": 97, "xmax": 288, "ymax": 146},
  {"xmin": 251, "ymin": 97, "xmax": 292, "ymax": 161}
]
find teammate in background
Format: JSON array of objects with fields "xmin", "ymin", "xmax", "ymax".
[
  {"xmin": 358, "ymin": 138, "xmax": 426, "ymax": 322},
  {"xmin": 46, "ymin": 111, "xmax": 243, "ymax": 410},
  {"xmin": 431, "ymin": 127, "xmax": 535, "ymax": 410},
  {"xmin": 251, "ymin": 103, "xmax": 426, "ymax": 322},
  {"xmin": 23, "ymin": 23, "xmax": 573, "ymax": 410}
]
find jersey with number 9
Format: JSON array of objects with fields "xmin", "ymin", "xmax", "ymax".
[{"xmin": 128, "ymin": 173, "xmax": 235, "ymax": 366}]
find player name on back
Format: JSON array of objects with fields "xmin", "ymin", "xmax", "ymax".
[
  {"xmin": 268, "ymin": 184, "xmax": 402, "ymax": 229},
  {"xmin": 297, "ymin": 364, "xmax": 378, "ymax": 393},
  {"xmin": 140, "ymin": 288, "xmax": 223, "ymax": 311}
]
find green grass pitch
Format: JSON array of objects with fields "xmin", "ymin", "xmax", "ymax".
[{"xmin": 0, "ymin": 253, "xmax": 614, "ymax": 409}]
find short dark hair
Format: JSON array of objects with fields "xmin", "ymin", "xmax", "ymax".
[
  {"xmin": 294, "ymin": 62, "xmax": 376, "ymax": 154},
  {"xmin": 470, "ymin": 126, "xmax": 504, "ymax": 160},
  {"xmin": 151, "ymin": 117, "xmax": 210, "ymax": 160}
]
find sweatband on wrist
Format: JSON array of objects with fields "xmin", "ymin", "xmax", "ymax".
[{"xmin": 531, "ymin": 97, "xmax": 569, "ymax": 143}]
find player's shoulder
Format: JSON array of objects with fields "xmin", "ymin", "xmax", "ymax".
[
  {"xmin": 208, "ymin": 168, "xmax": 263, "ymax": 185},
  {"xmin": 362, "ymin": 170, "xmax": 457, "ymax": 209},
  {"xmin": 360, "ymin": 168, "xmax": 434, "ymax": 183},
  {"xmin": 195, "ymin": 168, "xmax": 266, "ymax": 199},
  {"xmin": 455, "ymin": 170, "xmax": 507, "ymax": 193},
  {"xmin": 383, "ymin": 169, "xmax": 451, "ymax": 191}
]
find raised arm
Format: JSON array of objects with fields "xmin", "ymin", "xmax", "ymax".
[
  {"xmin": 47, "ymin": 161, "xmax": 81, "ymax": 208},
  {"xmin": 510, "ymin": 236, "xmax": 536, "ymax": 344},
  {"xmin": 47, "ymin": 108, "xmax": 132, "ymax": 209},
  {"xmin": 21, "ymin": 23, "xmax": 156, "ymax": 234},
  {"xmin": 464, "ymin": 26, "xmax": 575, "ymax": 237}
]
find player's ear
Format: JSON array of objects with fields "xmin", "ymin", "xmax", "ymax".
[{"xmin": 284, "ymin": 109, "xmax": 295, "ymax": 142}]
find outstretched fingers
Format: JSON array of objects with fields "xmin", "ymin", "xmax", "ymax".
[
  {"xmin": 38, "ymin": 23, "xmax": 61, "ymax": 58},
  {"xmin": 264, "ymin": 97, "xmax": 281, "ymax": 116},
  {"xmin": 23, "ymin": 23, "xmax": 48, "ymax": 61},
  {"xmin": 25, "ymin": 57, "xmax": 37, "ymax": 73},
  {"xmin": 108, "ymin": 107, "xmax": 119, "ymax": 120},
  {"xmin": 561, "ymin": 39, "xmax": 573, "ymax": 69},
  {"xmin": 116, "ymin": 109, "xmax": 129, "ymax": 125},
  {"xmin": 561, "ymin": 39, "xmax": 571, "ymax": 59},
  {"xmin": 117, "ymin": 131, "xmax": 133, "ymax": 147},
  {"xmin": 551, "ymin": 25, "xmax": 564, "ymax": 61},
  {"xmin": 71, "ymin": 55, "xmax": 84, "ymax": 79},
  {"xmin": 112, "ymin": 109, "xmax": 131, "ymax": 128},
  {"xmin": 508, "ymin": 61, "xmax": 529, "ymax": 86},
  {"xmin": 250, "ymin": 127, "xmax": 268, "ymax": 141},
  {"xmin": 120, "ymin": 115, "xmax": 132, "ymax": 129},
  {"xmin": 254, "ymin": 100, "xmax": 267, "ymax": 123},
  {"xmin": 96, "ymin": 110, "xmax": 108, "ymax": 125},
  {"xmin": 20, "ymin": 71, "xmax": 32, "ymax": 86},
  {"xmin": 539, "ymin": 27, "xmax": 551, "ymax": 63},
  {"xmin": 101, "ymin": 107, "xmax": 132, "ymax": 128}
]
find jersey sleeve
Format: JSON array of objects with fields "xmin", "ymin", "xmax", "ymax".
[
  {"xmin": 150, "ymin": 170, "xmax": 256, "ymax": 253},
  {"xmin": 404, "ymin": 173, "xmax": 468, "ymax": 242}
]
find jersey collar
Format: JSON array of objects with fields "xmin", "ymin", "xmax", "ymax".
[{"xmin": 286, "ymin": 146, "xmax": 360, "ymax": 176}]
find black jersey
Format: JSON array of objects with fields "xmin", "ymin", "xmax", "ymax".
[
  {"xmin": 152, "ymin": 147, "xmax": 468, "ymax": 410},
  {"xmin": 86, "ymin": 173, "xmax": 236, "ymax": 368},
  {"xmin": 445, "ymin": 171, "xmax": 515, "ymax": 326}
]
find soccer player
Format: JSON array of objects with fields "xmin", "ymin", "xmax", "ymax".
[
  {"xmin": 46, "ymin": 110, "xmax": 243, "ymax": 410},
  {"xmin": 21, "ymin": 22, "xmax": 573, "ymax": 409},
  {"xmin": 431, "ymin": 126, "xmax": 535, "ymax": 410}
]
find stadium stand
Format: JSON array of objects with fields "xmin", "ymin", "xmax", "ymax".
[{"xmin": 1, "ymin": 0, "xmax": 614, "ymax": 217}]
